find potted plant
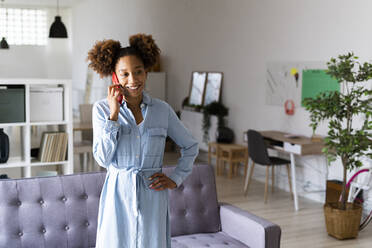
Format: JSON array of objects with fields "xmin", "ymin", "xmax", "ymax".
[
  {"xmin": 303, "ymin": 52, "xmax": 372, "ymax": 239},
  {"xmin": 202, "ymin": 101, "xmax": 229, "ymax": 143}
]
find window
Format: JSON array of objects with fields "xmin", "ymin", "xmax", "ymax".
[{"xmin": 0, "ymin": 8, "xmax": 47, "ymax": 46}]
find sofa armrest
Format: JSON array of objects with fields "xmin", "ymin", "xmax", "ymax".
[{"xmin": 219, "ymin": 203, "xmax": 281, "ymax": 248}]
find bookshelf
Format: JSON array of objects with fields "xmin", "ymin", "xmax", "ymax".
[{"xmin": 0, "ymin": 78, "xmax": 73, "ymax": 178}]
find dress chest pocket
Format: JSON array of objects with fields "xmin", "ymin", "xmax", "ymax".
[
  {"xmin": 145, "ymin": 127, "xmax": 167, "ymax": 156},
  {"xmin": 118, "ymin": 125, "xmax": 132, "ymax": 156}
]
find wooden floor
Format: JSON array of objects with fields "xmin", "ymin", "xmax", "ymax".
[{"xmin": 163, "ymin": 152, "xmax": 372, "ymax": 248}]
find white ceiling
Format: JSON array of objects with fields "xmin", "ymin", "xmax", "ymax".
[{"xmin": 3, "ymin": 0, "xmax": 81, "ymax": 7}]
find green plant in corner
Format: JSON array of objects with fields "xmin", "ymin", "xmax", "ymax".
[
  {"xmin": 202, "ymin": 101, "xmax": 229, "ymax": 143},
  {"xmin": 303, "ymin": 52, "xmax": 372, "ymax": 212}
]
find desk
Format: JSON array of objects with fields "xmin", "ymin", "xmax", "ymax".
[
  {"xmin": 73, "ymin": 122, "xmax": 94, "ymax": 172},
  {"xmin": 73, "ymin": 122, "xmax": 92, "ymax": 132},
  {"xmin": 249, "ymin": 131, "xmax": 325, "ymax": 211}
]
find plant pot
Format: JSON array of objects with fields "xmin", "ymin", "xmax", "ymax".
[{"xmin": 324, "ymin": 202, "xmax": 362, "ymax": 240}]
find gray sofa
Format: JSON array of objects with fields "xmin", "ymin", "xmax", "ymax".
[{"xmin": 0, "ymin": 163, "xmax": 281, "ymax": 248}]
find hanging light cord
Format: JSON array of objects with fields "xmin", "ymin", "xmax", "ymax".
[{"xmin": 57, "ymin": 0, "xmax": 60, "ymax": 16}]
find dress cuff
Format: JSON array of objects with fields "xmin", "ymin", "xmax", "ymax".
[
  {"xmin": 168, "ymin": 173, "xmax": 182, "ymax": 188},
  {"xmin": 104, "ymin": 118, "xmax": 120, "ymax": 132}
]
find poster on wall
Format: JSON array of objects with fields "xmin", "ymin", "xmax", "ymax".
[
  {"xmin": 301, "ymin": 69, "xmax": 340, "ymax": 106},
  {"xmin": 265, "ymin": 61, "xmax": 327, "ymax": 108}
]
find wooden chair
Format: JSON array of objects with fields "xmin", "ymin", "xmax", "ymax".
[
  {"xmin": 243, "ymin": 129, "xmax": 293, "ymax": 203},
  {"xmin": 74, "ymin": 104, "xmax": 94, "ymax": 172}
]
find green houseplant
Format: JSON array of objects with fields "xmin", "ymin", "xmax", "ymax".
[
  {"xmin": 202, "ymin": 101, "xmax": 229, "ymax": 143},
  {"xmin": 303, "ymin": 52, "xmax": 372, "ymax": 239}
]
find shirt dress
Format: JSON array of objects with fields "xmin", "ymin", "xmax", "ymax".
[{"xmin": 92, "ymin": 92, "xmax": 199, "ymax": 248}]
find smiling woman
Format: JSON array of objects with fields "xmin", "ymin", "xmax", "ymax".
[{"xmin": 86, "ymin": 34, "xmax": 199, "ymax": 248}]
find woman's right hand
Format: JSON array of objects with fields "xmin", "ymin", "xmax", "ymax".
[{"xmin": 107, "ymin": 85, "xmax": 124, "ymax": 121}]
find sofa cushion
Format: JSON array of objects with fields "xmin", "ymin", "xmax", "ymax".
[
  {"xmin": 171, "ymin": 232, "xmax": 249, "ymax": 248},
  {"xmin": 163, "ymin": 164, "xmax": 221, "ymax": 236}
]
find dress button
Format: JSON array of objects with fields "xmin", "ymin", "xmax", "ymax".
[
  {"xmin": 18, "ymin": 232, "xmax": 23, "ymax": 237},
  {"xmin": 61, "ymin": 197, "xmax": 67, "ymax": 202},
  {"xmin": 39, "ymin": 200, "xmax": 44, "ymax": 205},
  {"xmin": 136, "ymin": 155, "xmax": 139, "ymax": 158},
  {"xmin": 83, "ymin": 194, "xmax": 88, "ymax": 199},
  {"xmin": 42, "ymin": 228, "xmax": 46, "ymax": 233},
  {"xmin": 64, "ymin": 226, "xmax": 69, "ymax": 231},
  {"xmin": 85, "ymin": 221, "xmax": 90, "ymax": 226},
  {"xmin": 17, "ymin": 201, "xmax": 22, "ymax": 206},
  {"xmin": 137, "ymin": 136, "xmax": 140, "ymax": 139}
]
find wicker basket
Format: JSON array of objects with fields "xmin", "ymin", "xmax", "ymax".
[{"xmin": 324, "ymin": 202, "xmax": 362, "ymax": 240}]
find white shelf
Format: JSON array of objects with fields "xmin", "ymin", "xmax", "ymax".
[
  {"xmin": 0, "ymin": 79, "xmax": 74, "ymax": 177},
  {"xmin": 30, "ymin": 121, "xmax": 68, "ymax": 126},
  {"xmin": 30, "ymin": 159, "xmax": 69, "ymax": 167},
  {"xmin": 0, "ymin": 122, "xmax": 27, "ymax": 128},
  {"xmin": 0, "ymin": 157, "xmax": 28, "ymax": 168},
  {"xmin": 0, "ymin": 121, "xmax": 68, "ymax": 128}
]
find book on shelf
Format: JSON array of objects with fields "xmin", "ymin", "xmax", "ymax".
[{"xmin": 37, "ymin": 131, "xmax": 68, "ymax": 163}]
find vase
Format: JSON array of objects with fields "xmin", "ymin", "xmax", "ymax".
[
  {"xmin": 216, "ymin": 126, "xmax": 234, "ymax": 143},
  {"xmin": 0, "ymin": 128, "xmax": 9, "ymax": 163}
]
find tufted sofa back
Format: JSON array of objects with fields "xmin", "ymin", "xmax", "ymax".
[
  {"xmin": 164, "ymin": 164, "xmax": 221, "ymax": 236},
  {"xmin": 0, "ymin": 164, "xmax": 220, "ymax": 247},
  {"xmin": 0, "ymin": 171, "xmax": 106, "ymax": 248}
]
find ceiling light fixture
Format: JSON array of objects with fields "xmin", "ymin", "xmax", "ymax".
[{"xmin": 49, "ymin": 0, "xmax": 68, "ymax": 38}]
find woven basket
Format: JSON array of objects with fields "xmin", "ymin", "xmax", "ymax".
[{"xmin": 324, "ymin": 202, "xmax": 362, "ymax": 240}]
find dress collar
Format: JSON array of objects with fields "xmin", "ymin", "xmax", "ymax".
[
  {"xmin": 142, "ymin": 91, "xmax": 153, "ymax": 106},
  {"xmin": 121, "ymin": 91, "xmax": 153, "ymax": 108}
]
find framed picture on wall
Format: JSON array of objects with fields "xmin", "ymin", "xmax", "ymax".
[
  {"xmin": 188, "ymin": 71, "xmax": 207, "ymax": 106},
  {"xmin": 204, "ymin": 72, "xmax": 223, "ymax": 106}
]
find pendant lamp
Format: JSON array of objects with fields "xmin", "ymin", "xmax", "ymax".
[
  {"xmin": 49, "ymin": 0, "xmax": 68, "ymax": 38},
  {"xmin": 0, "ymin": 0, "xmax": 9, "ymax": 49}
]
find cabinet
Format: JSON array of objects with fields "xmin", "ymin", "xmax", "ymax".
[
  {"xmin": 0, "ymin": 78, "xmax": 73, "ymax": 178},
  {"xmin": 180, "ymin": 109, "xmax": 218, "ymax": 151}
]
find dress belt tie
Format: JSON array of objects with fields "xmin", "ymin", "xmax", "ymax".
[{"xmin": 107, "ymin": 166, "xmax": 162, "ymax": 216}]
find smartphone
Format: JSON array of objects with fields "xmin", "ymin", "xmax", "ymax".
[{"xmin": 112, "ymin": 72, "xmax": 123, "ymax": 104}]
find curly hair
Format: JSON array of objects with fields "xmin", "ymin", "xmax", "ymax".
[{"xmin": 86, "ymin": 34, "xmax": 160, "ymax": 78}]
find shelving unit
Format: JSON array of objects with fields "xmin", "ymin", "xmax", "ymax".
[{"xmin": 0, "ymin": 78, "xmax": 73, "ymax": 178}]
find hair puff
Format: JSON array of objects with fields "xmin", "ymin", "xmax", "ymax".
[
  {"xmin": 86, "ymin": 39, "xmax": 121, "ymax": 78},
  {"xmin": 129, "ymin": 33, "xmax": 160, "ymax": 69}
]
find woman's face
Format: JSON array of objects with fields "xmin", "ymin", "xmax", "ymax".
[{"xmin": 115, "ymin": 55, "xmax": 147, "ymax": 99}]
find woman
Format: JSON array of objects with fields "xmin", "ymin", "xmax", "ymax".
[{"xmin": 87, "ymin": 33, "xmax": 199, "ymax": 248}]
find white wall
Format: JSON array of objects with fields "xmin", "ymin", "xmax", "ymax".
[
  {"xmin": 71, "ymin": 0, "xmax": 372, "ymax": 207},
  {"xmin": 0, "ymin": 6, "xmax": 72, "ymax": 78}
]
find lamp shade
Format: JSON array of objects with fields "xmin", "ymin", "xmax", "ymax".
[{"xmin": 49, "ymin": 16, "xmax": 68, "ymax": 38}]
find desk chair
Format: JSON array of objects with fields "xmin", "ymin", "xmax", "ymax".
[
  {"xmin": 74, "ymin": 104, "xmax": 94, "ymax": 172},
  {"xmin": 244, "ymin": 129, "xmax": 293, "ymax": 203}
]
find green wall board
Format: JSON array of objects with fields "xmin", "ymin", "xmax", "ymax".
[{"xmin": 301, "ymin": 69, "xmax": 340, "ymax": 107}]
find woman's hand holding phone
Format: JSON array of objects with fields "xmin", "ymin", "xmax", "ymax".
[{"xmin": 107, "ymin": 84, "xmax": 124, "ymax": 121}]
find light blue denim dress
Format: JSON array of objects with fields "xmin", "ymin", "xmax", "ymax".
[{"xmin": 92, "ymin": 92, "xmax": 199, "ymax": 248}]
